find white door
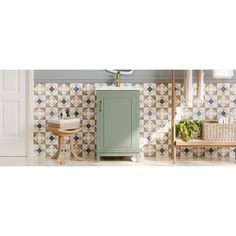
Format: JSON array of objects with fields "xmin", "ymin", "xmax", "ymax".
[{"xmin": 0, "ymin": 70, "xmax": 27, "ymax": 156}]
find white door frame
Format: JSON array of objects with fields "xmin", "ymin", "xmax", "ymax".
[{"xmin": 26, "ymin": 70, "xmax": 35, "ymax": 158}]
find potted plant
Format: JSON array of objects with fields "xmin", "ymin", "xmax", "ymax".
[{"xmin": 176, "ymin": 120, "xmax": 201, "ymax": 142}]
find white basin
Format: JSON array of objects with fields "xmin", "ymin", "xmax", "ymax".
[
  {"xmin": 47, "ymin": 118, "xmax": 81, "ymax": 129},
  {"xmin": 47, "ymin": 118, "xmax": 80, "ymax": 125},
  {"xmin": 95, "ymin": 86, "xmax": 140, "ymax": 91}
]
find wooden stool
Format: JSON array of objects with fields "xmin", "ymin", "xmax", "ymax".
[{"xmin": 46, "ymin": 125, "xmax": 83, "ymax": 165}]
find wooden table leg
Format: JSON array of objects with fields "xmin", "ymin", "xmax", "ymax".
[
  {"xmin": 172, "ymin": 145, "xmax": 176, "ymax": 164},
  {"xmin": 70, "ymin": 136, "xmax": 83, "ymax": 161},
  {"xmin": 57, "ymin": 136, "xmax": 65, "ymax": 165}
]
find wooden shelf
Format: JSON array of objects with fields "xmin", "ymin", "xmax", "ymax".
[
  {"xmin": 170, "ymin": 70, "xmax": 236, "ymax": 163},
  {"xmin": 175, "ymin": 139, "xmax": 236, "ymax": 147}
]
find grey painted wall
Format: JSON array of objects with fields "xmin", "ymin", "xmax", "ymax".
[{"xmin": 34, "ymin": 70, "xmax": 236, "ymax": 83}]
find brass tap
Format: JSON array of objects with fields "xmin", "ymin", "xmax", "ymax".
[{"xmin": 115, "ymin": 71, "xmax": 121, "ymax": 87}]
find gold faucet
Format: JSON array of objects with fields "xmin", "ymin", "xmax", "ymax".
[{"xmin": 115, "ymin": 71, "xmax": 121, "ymax": 87}]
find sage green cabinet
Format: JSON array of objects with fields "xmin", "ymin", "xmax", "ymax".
[{"xmin": 96, "ymin": 89, "xmax": 140, "ymax": 161}]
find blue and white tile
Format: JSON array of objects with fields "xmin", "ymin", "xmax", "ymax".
[
  {"xmin": 70, "ymin": 83, "xmax": 83, "ymax": 95},
  {"xmin": 70, "ymin": 96, "xmax": 82, "ymax": 108},
  {"xmin": 144, "ymin": 83, "xmax": 156, "ymax": 95},
  {"xmin": 34, "ymin": 84, "xmax": 46, "ymax": 95},
  {"xmin": 58, "ymin": 83, "xmax": 70, "ymax": 95},
  {"xmin": 143, "ymin": 132, "xmax": 156, "ymax": 144},
  {"xmin": 143, "ymin": 144, "xmax": 156, "ymax": 158},
  {"xmin": 83, "ymin": 84, "xmax": 95, "ymax": 95},
  {"xmin": 46, "ymin": 108, "xmax": 58, "ymax": 120},
  {"xmin": 217, "ymin": 148, "xmax": 230, "ymax": 159},
  {"xmin": 181, "ymin": 108, "xmax": 193, "ymax": 120},
  {"xmin": 193, "ymin": 108, "xmax": 205, "ymax": 120},
  {"xmin": 217, "ymin": 95, "xmax": 230, "ymax": 107},
  {"xmin": 34, "ymin": 144, "xmax": 46, "ymax": 157},
  {"xmin": 193, "ymin": 148, "xmax": 205, "ymax": 159},
  {"xmin": 205, "ymin": 95, "xmax": 217, "ymax": 108},
  {"xmin": 144, "ymin": 120, "xmax": 156, "ymax": 132},
  {"xmin": 82, "ymin": 108, "xmax": 95, "ymax": 120},
  {"xmin": 156, "ymin": 132, "xmax": 168, "ymax": 144},
  {"xmin": 156, "ymin": 120, "xmax": 169, "ymax": 132},
  {"xmin": 205, "ymin": 83, "xmax": 217, "ymax": 95},
  {"xmin": 157, "ymin": 83, "xmax": 168, "ymax": 95},
  {"xmin": 58, "ymin": 95, "xmax": 70, "ymax": 108},
  {"xmin": 144, "ymin": 95, "xmax": 156, "ymax": 107},
  {"xmin": 205, "ymin": 108, "xmax": 217, "ymax": 120},
  {"xmin": 34, "ymin": 108, "xmax": 46, "ymax": 120},
  {"xmin": 157, "ymin": 108, "xmax": 168, "ymax": 120},
  {"xmin": 46, "ymin": 95, "xmax": 58, "ymax": 107},
  {"xmin": 217, "ymin": 108, "xmax": 230, "ymax": 118},
  {"xmin": 180, "ymin": 147, "xmax": 193, "ymax": 159},
  {"xmin": 217, "ymin": 83, "xmax": 230, "ymax": 96},
  {"xmin": 46, "ymin": 132, "xmax": 58, "ymax": 145},
  {"xmin": 45, "ymin": 83, "xmax": 58, "ymax": 95},
  {"xmin": 82, "ymin": 144, "xmax": 96, "ymax": 159},
  {"xmin": 69, "ymin": 108, "xmax": 82, "ymax": 118},
  {"xmin": 143, "ymin": 107, "xmax": 156, "ymax": 120},
  {"xmin": 82, "ymin": 132, "xmax": 95, "ymax": 144},
  {"xmin": 73, "ymin": 134, "xmax": 83, "ymax": 144},
  {"xmin": 34, "ymin": 120, "xmax": 46, "ymax": 132},
  {"xmin": 82, "ymin": 120, "xmax": 96, "ymax": 133},
  {"xmin": 34, "ymin": 132, "xmax": 46, "ymax": 145},
  {"xmin": 46, "ymin": 145, "xmax": 57, "ymax": 157},
  {"xmin": 34, "ymin": 95, "xmax": 46, "ymax": 108},
  {"xmin": 82, "ymin": 95, "xmax": 95, "ymax": 108},
  {"xmin": 156, "ymin": 145, "xmax": 169, "ymax": 158},
  {"xmin": 156, "ymin": 95, "xmax": 168, "ymax": 107},
  {"xmin": 205, "ymin": 147, "xmax": 217, "ymax": 159}
]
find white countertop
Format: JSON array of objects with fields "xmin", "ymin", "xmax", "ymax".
[{"xmin": 95, "ymin": 86, "xmax": 140, "ymax": 91}]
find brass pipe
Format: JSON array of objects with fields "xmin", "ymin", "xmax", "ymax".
[{"xmin": 115, "ymin": 71, "xmax": 121, "ymax": 87}]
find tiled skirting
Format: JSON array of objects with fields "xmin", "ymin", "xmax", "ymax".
[{"xmin": 34, "ymin": 82, "xmax": 236, "ymax": 162}]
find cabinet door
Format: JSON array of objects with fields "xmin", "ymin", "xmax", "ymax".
[{"xmin": 97, "ymin": 91, "xmax": 139, "ymax": 152}]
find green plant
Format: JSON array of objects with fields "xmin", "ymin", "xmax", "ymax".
[{"xmin": 176, "ymin": 120, "xmax": 201, "ymax": 142}]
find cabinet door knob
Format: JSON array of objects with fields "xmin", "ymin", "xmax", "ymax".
[{"xmin": 100, "ymin": 100, "xmax": 103, "ymax": 112}]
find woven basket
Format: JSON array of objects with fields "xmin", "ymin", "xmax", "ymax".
[{"xmin": 202, "ymin": 121, "xmax": 236, "ymax": 141}]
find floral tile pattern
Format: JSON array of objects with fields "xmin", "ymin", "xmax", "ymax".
[{"xmin": 33, "ymin": 82, "xmax": 236, "ymax": 162}]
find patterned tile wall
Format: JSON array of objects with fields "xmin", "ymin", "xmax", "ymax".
[{"xmin": 34, "ymin": 82, "xmax": 236, "ymax": 162}]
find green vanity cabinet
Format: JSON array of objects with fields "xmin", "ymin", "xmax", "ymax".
[{"xmin": 96, "ymin": 88, "xmax": 140, "ymax": 161}]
